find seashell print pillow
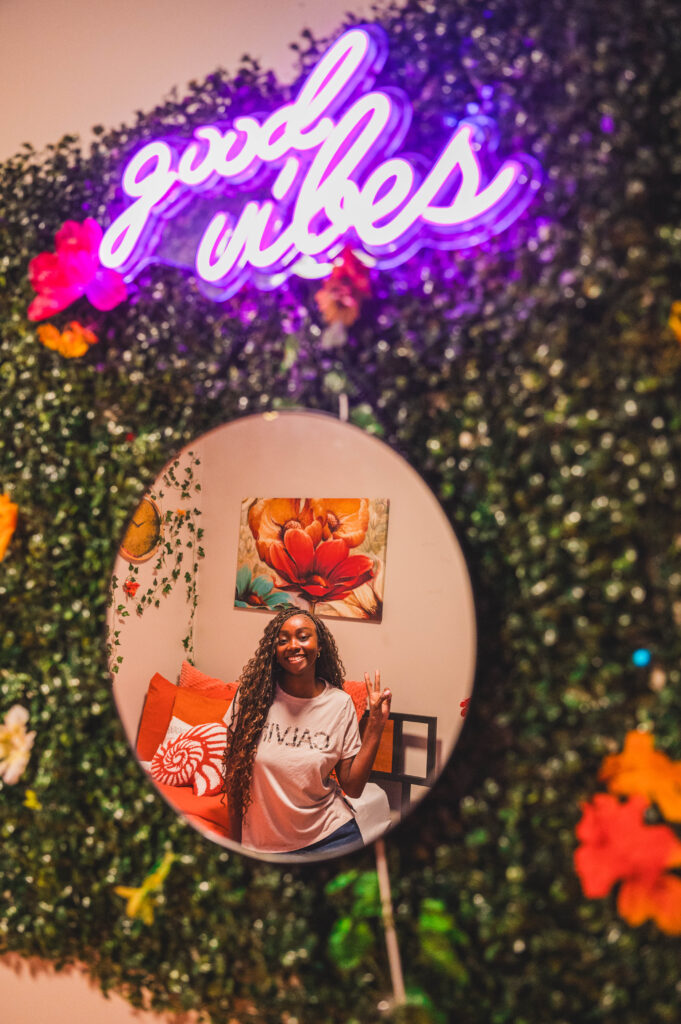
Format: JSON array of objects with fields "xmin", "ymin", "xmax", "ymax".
[{"xmin": 150, "ymin": 722, "xmax": 227, "ymax": 796}]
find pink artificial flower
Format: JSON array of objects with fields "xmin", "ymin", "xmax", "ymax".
[{"xmin": 27, "ymin": 219, "xmax": 127, "ymax": 321}]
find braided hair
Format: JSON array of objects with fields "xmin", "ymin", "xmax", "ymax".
[{"xmin": 221, "ymin": 606, "xmax": 346, "ymax": 820}]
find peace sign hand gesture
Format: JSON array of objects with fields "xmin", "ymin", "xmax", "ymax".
[{"xmin": 365, "ymin": 669, "xmax": 391, "ymax": 730}]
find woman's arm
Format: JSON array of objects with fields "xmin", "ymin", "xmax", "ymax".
[{"xmin": 335, "ymin": 670, "xmax": 391, "ymax": 799}]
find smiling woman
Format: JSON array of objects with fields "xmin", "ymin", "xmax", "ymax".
[
  {"xmin": 108, "ymin": 411, "xmax": 476, "ymax": 864},
  {"xmin": 222, "ymin": 607, "xmax": 392, "ymax": 856}
]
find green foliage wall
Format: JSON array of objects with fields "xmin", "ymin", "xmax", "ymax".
[{"xmin": 2, "ymin": 0, "xmax": 681, "ymax": 1021}]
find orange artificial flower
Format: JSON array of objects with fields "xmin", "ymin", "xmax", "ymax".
[
  {"xmin": 618, "ymin": 872, "xmax": 681, "ymax": 935},
  {"xmin": 0, "ymin": 493, "xmax": 18, "ymax": 562},
  {"xmin": 600, "ymin": 731, "xmax": 681, "ymax": 822},
  {"xmin": 37, "ymin": 321, "xmax": 98, "ymax": 358},
  {"xmin": 310, "ymin": 499, "xmax": 370, "ymax": 549},
  {"xmin": 123, "ymin": 579, "xmax": 140, "ymax": 598},
  {"xmin": 248, "ymin": 499, "xmax": 323, "ymax": 563},
  {"xmin": 669, "ymin": 301, "xmax": 681, "ymax": 343}
]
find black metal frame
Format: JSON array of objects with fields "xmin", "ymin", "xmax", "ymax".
[{"xmin": 361, "ymin": 711, "xmax": 438, "ymax": 811}]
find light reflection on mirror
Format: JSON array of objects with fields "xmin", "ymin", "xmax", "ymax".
[{"xmin": 108, "ymin": 411, "xmax": 476, "ymax": 862}]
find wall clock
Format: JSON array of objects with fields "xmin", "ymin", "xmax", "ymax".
[{"xmin": 119, "ymin": 497, "xmax": 162, "ymax": 563}]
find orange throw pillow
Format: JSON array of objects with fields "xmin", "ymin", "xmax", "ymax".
[
  {"xmin": 136, "ymin": 673, "xmax": 178, "ymax": 761},
  {"xmin": 179, "ymin": 660, "xmax": 238, "ymax": 702},
  {"xmin": 172, "ymin": 687, "xmax": 233, "ymax": 726},
  {"xmin": 343, "ymin": 680, "xmax": 367, "ymax": 722}
]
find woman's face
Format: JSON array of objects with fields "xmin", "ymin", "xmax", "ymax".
[{"xmin": 275, "ymin": 614, "xmax": 319, "ymax": 675}]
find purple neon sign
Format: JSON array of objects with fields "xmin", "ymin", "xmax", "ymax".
[{"xmin": 100, "ymin": 26, "xmax": 541, "ymax": 299}]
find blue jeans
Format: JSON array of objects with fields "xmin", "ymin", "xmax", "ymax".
[{"xmin": 292, "ymin": 817, "xmax": 363, "ymax": 855}]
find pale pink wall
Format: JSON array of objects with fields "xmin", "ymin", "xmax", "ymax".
[
  {"xmin": 109, "ymin": 452, "xmax": 205, "ymax": 744},
  {"xmin": 0, "ymin": 0, "xmax": 389, "ymax": 163}
]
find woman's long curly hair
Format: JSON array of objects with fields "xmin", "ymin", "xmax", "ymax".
[{"xmin": 221, "ymin": 606, "xmax": 346, "ymax": 820}]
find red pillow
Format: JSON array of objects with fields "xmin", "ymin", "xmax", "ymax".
[
  {"xmin": 136, "ymin": 673, "xmax": 177, "ymax": 760},
  {"xmin": 150, "ymin": 722, "xmax": 227, "ymax": 796},
  {"xmin": 343, "ymin": 680, "xmax": 367, "ymax": 722},
  {"xmin": 179, "ymin": 660, "xmax": 238, "ymax": 702}
]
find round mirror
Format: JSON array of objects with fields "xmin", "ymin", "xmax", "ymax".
[{"xmin": 107, "ymin": 411, "xmax": 476, "ymax": 862}]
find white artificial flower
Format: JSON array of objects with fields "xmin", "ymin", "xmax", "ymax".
[{"xmin": 0, "ymin": 705, "xmax": 36, "ymax": 785}]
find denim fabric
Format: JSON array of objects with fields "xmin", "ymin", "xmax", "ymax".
[{"xmin": 291, "ymin": 817, "xmax": 362, "ymax": 854}]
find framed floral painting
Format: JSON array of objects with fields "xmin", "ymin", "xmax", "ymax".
[{"xmin": 234, "ymin": 498, "xmax": 389, "ymax": 622}]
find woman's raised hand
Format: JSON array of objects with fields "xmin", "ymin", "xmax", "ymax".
[{"xmin": 364, "ymin": 669, "xmax": 391, "ymax": 727}]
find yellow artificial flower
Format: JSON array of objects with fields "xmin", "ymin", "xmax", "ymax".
[
  {"xmin": 37, "ymin": 321, "xmax": 98, "ymax": 358},
  {"xmin": 600, "ymin": 730, "xmax": 681, "ymax": 822},
  {"xmin": 114, "ymin": 852, "xmax": 175, "ymax": 924},
  {"xmin": 0, "ymin": 493, "xmax": 18, "ymax": 562},
  {"xmin": 23, "ymin": 789, "xmax": 42, "ymax": 810}
]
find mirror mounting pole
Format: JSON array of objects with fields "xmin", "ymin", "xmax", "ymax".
[{"xmin": 374, "ymin": 837, "xmax": 406, "ymax": 1008}]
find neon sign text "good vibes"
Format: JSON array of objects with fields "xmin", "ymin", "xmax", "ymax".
[{"xmin": 100, "ymin": 26, "xmax": 541, "ymax": 298}]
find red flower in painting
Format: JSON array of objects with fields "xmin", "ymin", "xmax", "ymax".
[
  {"xmin": 267, "ymin": 531, "xmax": 374, "ymax": 605},
  {"xmin": 27, "ymin": 219, "xmax": 127, "ymax": 321},
  {"xmin": 123, "ymin": 579, "xmax": 140, "ymax": 599}
]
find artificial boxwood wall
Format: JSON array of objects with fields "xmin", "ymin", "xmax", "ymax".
[{"xmin": 1, "ymin": 0, "xmax": 681, "ymax": 1021}]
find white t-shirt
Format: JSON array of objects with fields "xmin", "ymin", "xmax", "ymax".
[{"xmin": 225, "ymin": 682, "xmax": 362, "ymax": 853}]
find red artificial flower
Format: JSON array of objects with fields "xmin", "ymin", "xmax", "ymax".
[
  {"xmin": 123, "ymin": 579, "xmax": 140, "ymax": 598},
  {"xmin": 314, "ymin": 247, "xmax": 371, "ymax": 327},
  {"xmin": 460, "ymin": 697, "xmax": 470, "ymax": 718},
  {"xmin": 27, "ymin": 219, "xmax": 127, "ymax": 321},
  {"xmin": 267, "ymin": 530, "xmax": 374, "ymax": 605},
  {"xmin": 574, "ymin": 793, "xmax": 680, "ymax": 899}
]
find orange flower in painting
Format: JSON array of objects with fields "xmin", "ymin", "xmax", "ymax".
[
  {"xmin": 0, "ymin": 493, "xmax": 19, "ymax": 562},
  {"xmin": 248, "ymin": 499, "xmax": 323, "ymax": 563},
  {"xmin": 600, "ymin": 731, "xmax": 681, "ymax": 822},
  {"xmin": 310, "ymin": 498, "xmax": 370, "ymax": 549},
  {"xmin": 37, "ymin": 321, "xmax": 98, "ymax": 358}
]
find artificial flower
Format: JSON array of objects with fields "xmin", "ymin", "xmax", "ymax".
[
  {"xmin": 315, "ymin": 247, "xmax": 371, "ymax": 326},
  {"xmin": 669, "ymin": 301, "xmax": 681, "ymax": 343},
  {"xmin": 574, "ymin": 793, "xmax": 681, "ymax": 898},
  {"xmin": 248, "ymin": 498, "xmax": 323, "ymax": 563},
  {"xmin": 123, "ymin": 579, "xmax": 140, "ymax": 598},
  {"xmin": 600, "ymin": 731, "xmax": 681, "ymax": 822},
  {"xmin": 114, "ymin": 852, "xmax": 175, "ymax": 925},
  {"xmin": 0, "ymin": 493, "xmax": 18, "ymax": 562},
  {"xmin": 23, "ymin": 789, "xmax": 42, "ymax": 810},
  {"xmin": 0, "ymin": 705, "xmax": 36, "ymax": 785},
  {"xmin": 267, "ymin": 532, "xmax": 374, "ymax": 607},
  {"xmin": 234, "ymin": 565, "xmax": 292, "ymax": 610},
  {"xmin": 460, "ymin": 698, "xmax": 470, "ymax": 718},
  {"xmin": 27, "ymin": 218, "xmax": 127, "ymax": 321},
  {"xmin": 37, "ymin": 321, "xmax": 98, "ymax": 358},
  {"xmin": 618, "ymin": 871, "xmax": 681, "ymax": 935},
  {"xmin": 310, "ymin": 499, "xmax": 370, "ymax": 549}
]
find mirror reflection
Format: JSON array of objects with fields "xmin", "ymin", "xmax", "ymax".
[{"xmin": 108, "ymin": 411, "xmax": 476, "ymax": 862}]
